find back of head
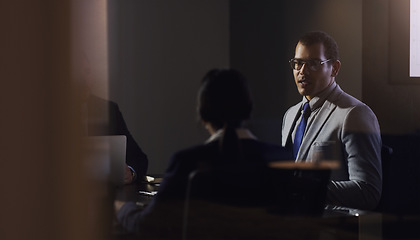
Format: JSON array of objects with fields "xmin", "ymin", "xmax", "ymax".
[
  {"xmin": 198, "ymin": 68, "xmax": 253, "ymax": 161},
  {"xmin": 198, "ymin": 68, "xmax": 253, "ymax": 129},
  {"xmin": 298, "ymin": 31, "xmax": 339, "ymax": 61}
]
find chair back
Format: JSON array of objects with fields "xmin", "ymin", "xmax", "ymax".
[
  {"xmin": 267, "ymin": 167, "xmax": 331, "ymax": 216},
  {"xmin": 374, "ymin": 144, "xmax": 393, "ymax": 212},
  {"xmin": 182, "ymin": 163, "xmax": 331, "ymax": 239}
]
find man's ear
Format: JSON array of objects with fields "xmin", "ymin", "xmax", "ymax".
[{"xmin": 331, "ymin": 60, "xmax": 341, "ymax": 77}]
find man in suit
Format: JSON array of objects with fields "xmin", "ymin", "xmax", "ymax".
[
  {"xmin": 75, "ymin": 51, "xmax": 148, "ymax": 184},
  {"xmin": 282, "ymin": 31, "xmax": 382, "ymax": 210},
  {"xmin": 84, "ymin": 94, "xmax": 149, "ymax": 184}
]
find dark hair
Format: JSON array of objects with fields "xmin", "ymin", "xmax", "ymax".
[
  {"xmin": 298, "ymin": 31, "xmax": 339, "ymax": 61},
  {"xmin": 198, "ymin": 68, "xmax": 253, "ymax": 129},
  {"xmin": 198, "ymin": 68, "xmax": 253, "ymax": 160}
]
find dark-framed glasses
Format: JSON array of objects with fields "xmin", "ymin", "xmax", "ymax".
[{"xmin": 289, "ymin": 58, "xmax": 332, "ymax": 71}]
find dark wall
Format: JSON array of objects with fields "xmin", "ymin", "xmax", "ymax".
[
  {"xmin": 362, "ymin": 0, "xmax": 420, "ymax": 134},
  {"xmin": 380, "ymin": 134, "xmax": 420, "ymax": 215},
  {"xmin": 108, "ymin": 0, "xmax": 230, "ymax": 174},
  {"xmin": 230, "ymin": 0, "xmax": 303, "ymax": 144}
]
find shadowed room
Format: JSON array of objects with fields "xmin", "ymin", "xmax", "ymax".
[{"xmin": 1, "ymin": 0, "xmax": 419, "ymax": 239}]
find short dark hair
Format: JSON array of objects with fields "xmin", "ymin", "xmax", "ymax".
[
  {"xmin": 298, "ymin": 31, "xmax": 339, "ymax": 61},
  {"xmin": 198, "ymin": 68, "xmax": 253, "ymax": 130}
]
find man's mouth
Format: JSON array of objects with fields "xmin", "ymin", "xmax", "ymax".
[{"xmin": 298, "ymin": 79, "xmax": 309, "ymax": 87}]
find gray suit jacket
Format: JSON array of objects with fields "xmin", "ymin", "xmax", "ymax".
[{"xmin": 282, "ymin": 83, "xmax": 382, "ymax": 210}]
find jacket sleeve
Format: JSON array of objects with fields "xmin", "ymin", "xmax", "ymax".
[
  {"xmin": 113, "ymin": 103, "xmax": 149, "ymax": 183},
  {"xmin": 326, "ymin": 105, "xmax": 382, "ymax": 210}
]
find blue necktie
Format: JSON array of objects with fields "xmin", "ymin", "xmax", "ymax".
[{"xmin": 293, "ymin": 102, "xmax": 310, "ymax": 159}]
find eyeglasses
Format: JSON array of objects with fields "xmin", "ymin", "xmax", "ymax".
[{"xmin": 289, "ymin": 58, "xmax": 332, "ymax": 71}]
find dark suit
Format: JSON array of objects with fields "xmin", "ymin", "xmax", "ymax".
[
  {"xmin": 154, "ymin": 139, "xmax": 292, "ymax": 201},
  {"xmin": 87, "ymin": 95, "xmax": 148, "ymax": 183},
  {"xmin": 116, "ymin": 138, "xmax": 292, "ymax": 236}
]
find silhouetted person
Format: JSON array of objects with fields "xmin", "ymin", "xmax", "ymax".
[{"xmin": 115, "ymin": 68, "xmax": 291, "ymax": 237}]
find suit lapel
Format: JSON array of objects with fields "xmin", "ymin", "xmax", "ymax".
[
  {"xmin": 297, "ymin": 101, "xmax": 336, "ymax": 160},
  {"xmin": 282, "ymin": 104, "xmax": 301, "ymax": 147},
  {"xmin": 297, "ymin": 85, "xmax": 343, "ymax": 160}
]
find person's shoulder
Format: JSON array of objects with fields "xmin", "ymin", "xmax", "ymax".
[
  {"xmin": 170, "ymin": 142, "xmax": 218, "ymax": 162},
  {"xmin": 341, "ymin": 91, "xmax": 363, "ymax": 105},
  {"xmin": 286, "ymin": 101, "xmax": 302, "ymax": 111},
  {"xmin": 163, "ymin": 143, "xmax": 220, "ymax": 175},
  {"xmin": 330, "ymin": 88, "xmax": 374, "ymax": 112},
  {"xmin": 343, "ymin": 94, "xmax": 376, "ymax": 113},
  {"xmin": 283, "ymin": 101, "xmax": 302, "ymax": 119},
  {"xmin": 330, "ymin": 90, "xmax": 380, "ymax": 129}
]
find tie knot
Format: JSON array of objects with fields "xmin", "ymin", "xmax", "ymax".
[{"xmin": 302, "ymin": 102, "xmax": 310, "ymax": 116}]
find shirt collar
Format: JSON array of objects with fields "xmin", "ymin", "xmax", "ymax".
[{"xmin": 205, "ymin": 128, "xmax": 257, "ymax": 143}]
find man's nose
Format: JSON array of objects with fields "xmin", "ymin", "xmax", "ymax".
[{"xmin": 299, "ymin": 63, "xmax": 309, "ymax": 74}]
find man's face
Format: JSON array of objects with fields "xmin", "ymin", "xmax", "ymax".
[{"xmin": 292, "ymin": 42, "xmax": 339, "ymax": 100}]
